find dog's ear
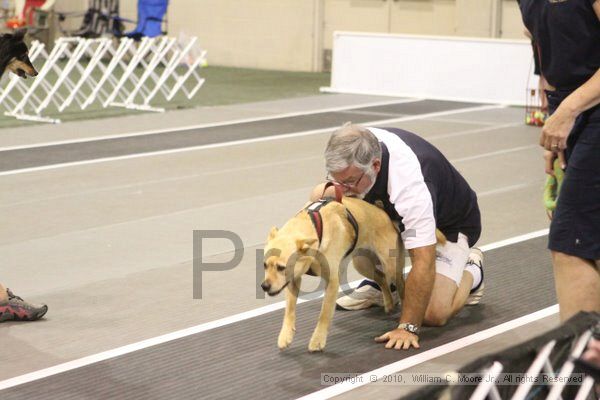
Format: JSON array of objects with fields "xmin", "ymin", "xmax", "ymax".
[
  {"xmin": 268, "ymin": 226, "xmax": 278, "ymax": 241},
  {"xmin": 12, "ymin": 29, "xmax": 27, "ymax": 41},
  {"xmin": 296, "ymin": 238, "xmax": 317, "ymax": 252}
]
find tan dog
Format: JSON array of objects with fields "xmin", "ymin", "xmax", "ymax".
[{"xmin": 262, "ymin": 197, "xmax": 406, "ymax": 352}]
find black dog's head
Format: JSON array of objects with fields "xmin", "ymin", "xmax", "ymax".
[{"xmin": 1, "ymin": 29, "xmax": 38, "ymax": 79}]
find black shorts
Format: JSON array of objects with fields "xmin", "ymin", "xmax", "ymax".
[{"xmin": 547, "ymin": 90, "xmax": 600, "ymax": 260}]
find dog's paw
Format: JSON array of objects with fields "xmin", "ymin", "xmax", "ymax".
[
  {"xmin": 277, "ymin": 328, "xmax": 295, "ymax": 350},
  {"xmin": 308, "ymin": 333, "xmax": 327, "ymax": 352}
]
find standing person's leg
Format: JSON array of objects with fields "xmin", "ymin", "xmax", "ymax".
[
  {"xmin": 553, "ymin": 254, "xmax": 600, "ymax": 321},
  {"xmin": 547, "ymin": 120, "xmax": 600, "ymax": 322}
]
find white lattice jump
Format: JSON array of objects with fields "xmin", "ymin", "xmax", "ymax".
[{"xmin": 0, "ymin": 36, "xmax": 207, "ymax": 123}]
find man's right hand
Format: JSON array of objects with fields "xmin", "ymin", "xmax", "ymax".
[{"xmin": 375, "ymin": 328, "xmax": 420, "ymax": 350}]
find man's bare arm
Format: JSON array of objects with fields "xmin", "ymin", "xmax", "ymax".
[
  {"xmin": 375, "ymin": 244, "xmax": 436, "ymax": 350},
  {"xmin": 399, "ymin": 244, "xmax": 436, "ymax": 326}
]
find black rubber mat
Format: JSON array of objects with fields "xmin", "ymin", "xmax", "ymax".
[
  {"xmin": 353, "ymin": 100, "xmax": 480, "ymax": 115},
  {"xmin": 0, "ymin": 236, "xmax": 556, "ymax": 400},
  {"xmin": 0, "ymin": 100, "xmax": 483, "ymax": 172}
]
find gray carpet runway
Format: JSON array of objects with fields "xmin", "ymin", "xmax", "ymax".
[
  {"xmin": 0, "ymin": 100, "xmax": 482, "ymax": 172},
  {"xmin": 0, "ymin": 236, "xmax": 556, "ymax": 400}
]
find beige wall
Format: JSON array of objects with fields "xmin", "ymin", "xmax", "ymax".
[
  {"xmin": 456, "ymin": 0, "xmax": 495, "ymax": 37},
  {"xmin": 52, "ymin": 0, "xmax": 528, "ymax": 72},
  {"xmin": 118, "ymin": 1, "xmax": 137, "ymax": 18},
  {"xmin": 390, "ymin": 0, "xmax": 456, "ymax": 36},
  {"xmin": 169, "ymin": 0, "xmax": 319, "ymax": 72},
  {"xmin": 502, "ymin": 0, "xmax": 527, "ymax": 39},
  {"xmin": 53, "ymin": 0, "xmax": 87, "ymax": 30},
  {"xmin": 323, "ymin": 0, "xmax": 389, "ymax": 50},
  {"xmin": 53, "ymin": 0, "xmax": 86, "ymax": 12},
  {"xmin": 53, "ymin": 0, "xmax": 136, "ymax": 16}
]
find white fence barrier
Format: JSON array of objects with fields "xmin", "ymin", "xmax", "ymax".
[
  {"xmin": 470, "ymin": 330, "xmax": 596, "ymax": 400},
  {"xmin": 323, "ymin": 32, "xmax": 537, "ymax": 106},
  {"xmin": 0, "ymin": 36, "xmax": 207, "ymax": 123}
]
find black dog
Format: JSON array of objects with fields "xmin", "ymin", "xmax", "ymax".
[{"xmin": 0, "ymin": 29, "xmax": 38, "ymax": 79}]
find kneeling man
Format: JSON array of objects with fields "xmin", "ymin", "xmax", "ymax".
[{"xmin": 311, "ymin": 124, "xmax": 484, "ymax": 350}]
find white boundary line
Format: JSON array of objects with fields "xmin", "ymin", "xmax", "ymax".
[
  {"xmin": 0, "ymin": 98, "xmax": 423, "ymax": 152},
  {"xmin": 480, "ymin": 229, "xmax": 548, "ymax": 252},
  {"xmin": 452, "ymin": 144, "xmax": 538, "ymax": 163},
  {"xmin": 0, "ymin": 227, "xmax": 547, "ymax": 391},
  {"xmin": 430, "ymin": 122, "xmax": 522, "ymax": 141},
  {"xmin": 477, "ymin": 183, "xmax": 531, "ymax": 197},
  {"xmin": 320, "ymin": 86, "xmax": 520, "ymax": 107},
  {"xmin": 0, "ymin": 104, "xmax": 504, "ymax": 177},
  {"xmin": 0, "ymin": 120, "xmax": 530, "ymax": 208},
  {"xmin": 295, "ymin": 305, "xmax": 559, "ymax": 400}
]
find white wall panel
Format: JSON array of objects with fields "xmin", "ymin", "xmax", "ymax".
[{"xmin": 325, "ymin": 32, "xmax": 537, "ymax": 105}]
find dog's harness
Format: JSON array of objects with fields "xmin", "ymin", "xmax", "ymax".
[{"xmin": 303, "ymin": 182, "xmax": 359, "ymax": 277}]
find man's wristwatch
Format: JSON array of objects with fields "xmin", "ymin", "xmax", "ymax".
[{"xmin": 397, "ymin": 323, "xmax": 420, "ymax": 335}]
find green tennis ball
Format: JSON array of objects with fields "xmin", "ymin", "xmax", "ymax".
[{"xmin": 543, "ymin": 159, "xmax": 565, "ymax": 211}]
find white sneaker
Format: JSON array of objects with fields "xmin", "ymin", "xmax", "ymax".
[
  {"xmin": 466, "ymin": 248, "xmax": 484, "ymax": 306},
  {"xmin": 336, "ymin": 280, "xmax": 399, "ymax": 310}
]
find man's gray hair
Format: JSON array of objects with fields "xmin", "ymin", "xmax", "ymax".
[{"xmin": 325, "ymin": 123, "xmax": 382, "ymax": 173}]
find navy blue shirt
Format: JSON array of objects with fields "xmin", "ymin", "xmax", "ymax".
[
  {"xmin": 519, "ymin": 0, "xmax": 600, "ymax": 91},
  {"xmin": 364, "ymin": 127, "xmax": 481, "ymax": 248}
]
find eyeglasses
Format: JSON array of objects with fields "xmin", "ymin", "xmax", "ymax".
[{"xmin": 326, "ymin": 170, "xmax": 366, "ymax": 189}]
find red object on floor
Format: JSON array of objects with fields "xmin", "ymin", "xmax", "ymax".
[{"xmin": 5, "ymin": 0, "xmax": 46, "ymax": 29}]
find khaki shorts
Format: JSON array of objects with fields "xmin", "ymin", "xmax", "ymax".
[{"xmin": 435, "ymin": 233, "xmax": 471, "ymax": 286}]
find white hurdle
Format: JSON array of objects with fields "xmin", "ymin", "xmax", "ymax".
[
  {"xmin": 59, "ymin": 38, "xmax": 113, "ymax": 112},
  {"xmin": 104, "ymin": 36, "xmax": 158, "ymax": 109},
  {"xmin": 34, "ymin": 38, "xmax": 92, "ymax": 116},
  {"xmin": 114, "ymin": 36, "xmax": 177, "ymax": 112},
  {"xmin": 82, "ymin": 37, "xmax": 135, "ymax": 109},
  {"xmin": 0, "ymin": 36, "xmax": 207, "ymax": 123},
  {"xmin": 469, "ymin": 329, "xmax": 597, "ymax": 400},
  {"xmin": 546, "ymin": 330, "xmax": 594, "ymax": 400},
  {"xmin": 137, "ymin": 35, "xmax": 207, "ymax": 107},
  {"xmin": 162, "ymin": 36, "xmax": 207, "ymax": 102},
  {"xmin": 106, "ymin": 36, "xmax": 206, "ymax": 112},
  {"xmin": 470, "ymin": 362, "xmax": 504, "ymax": 400}
]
